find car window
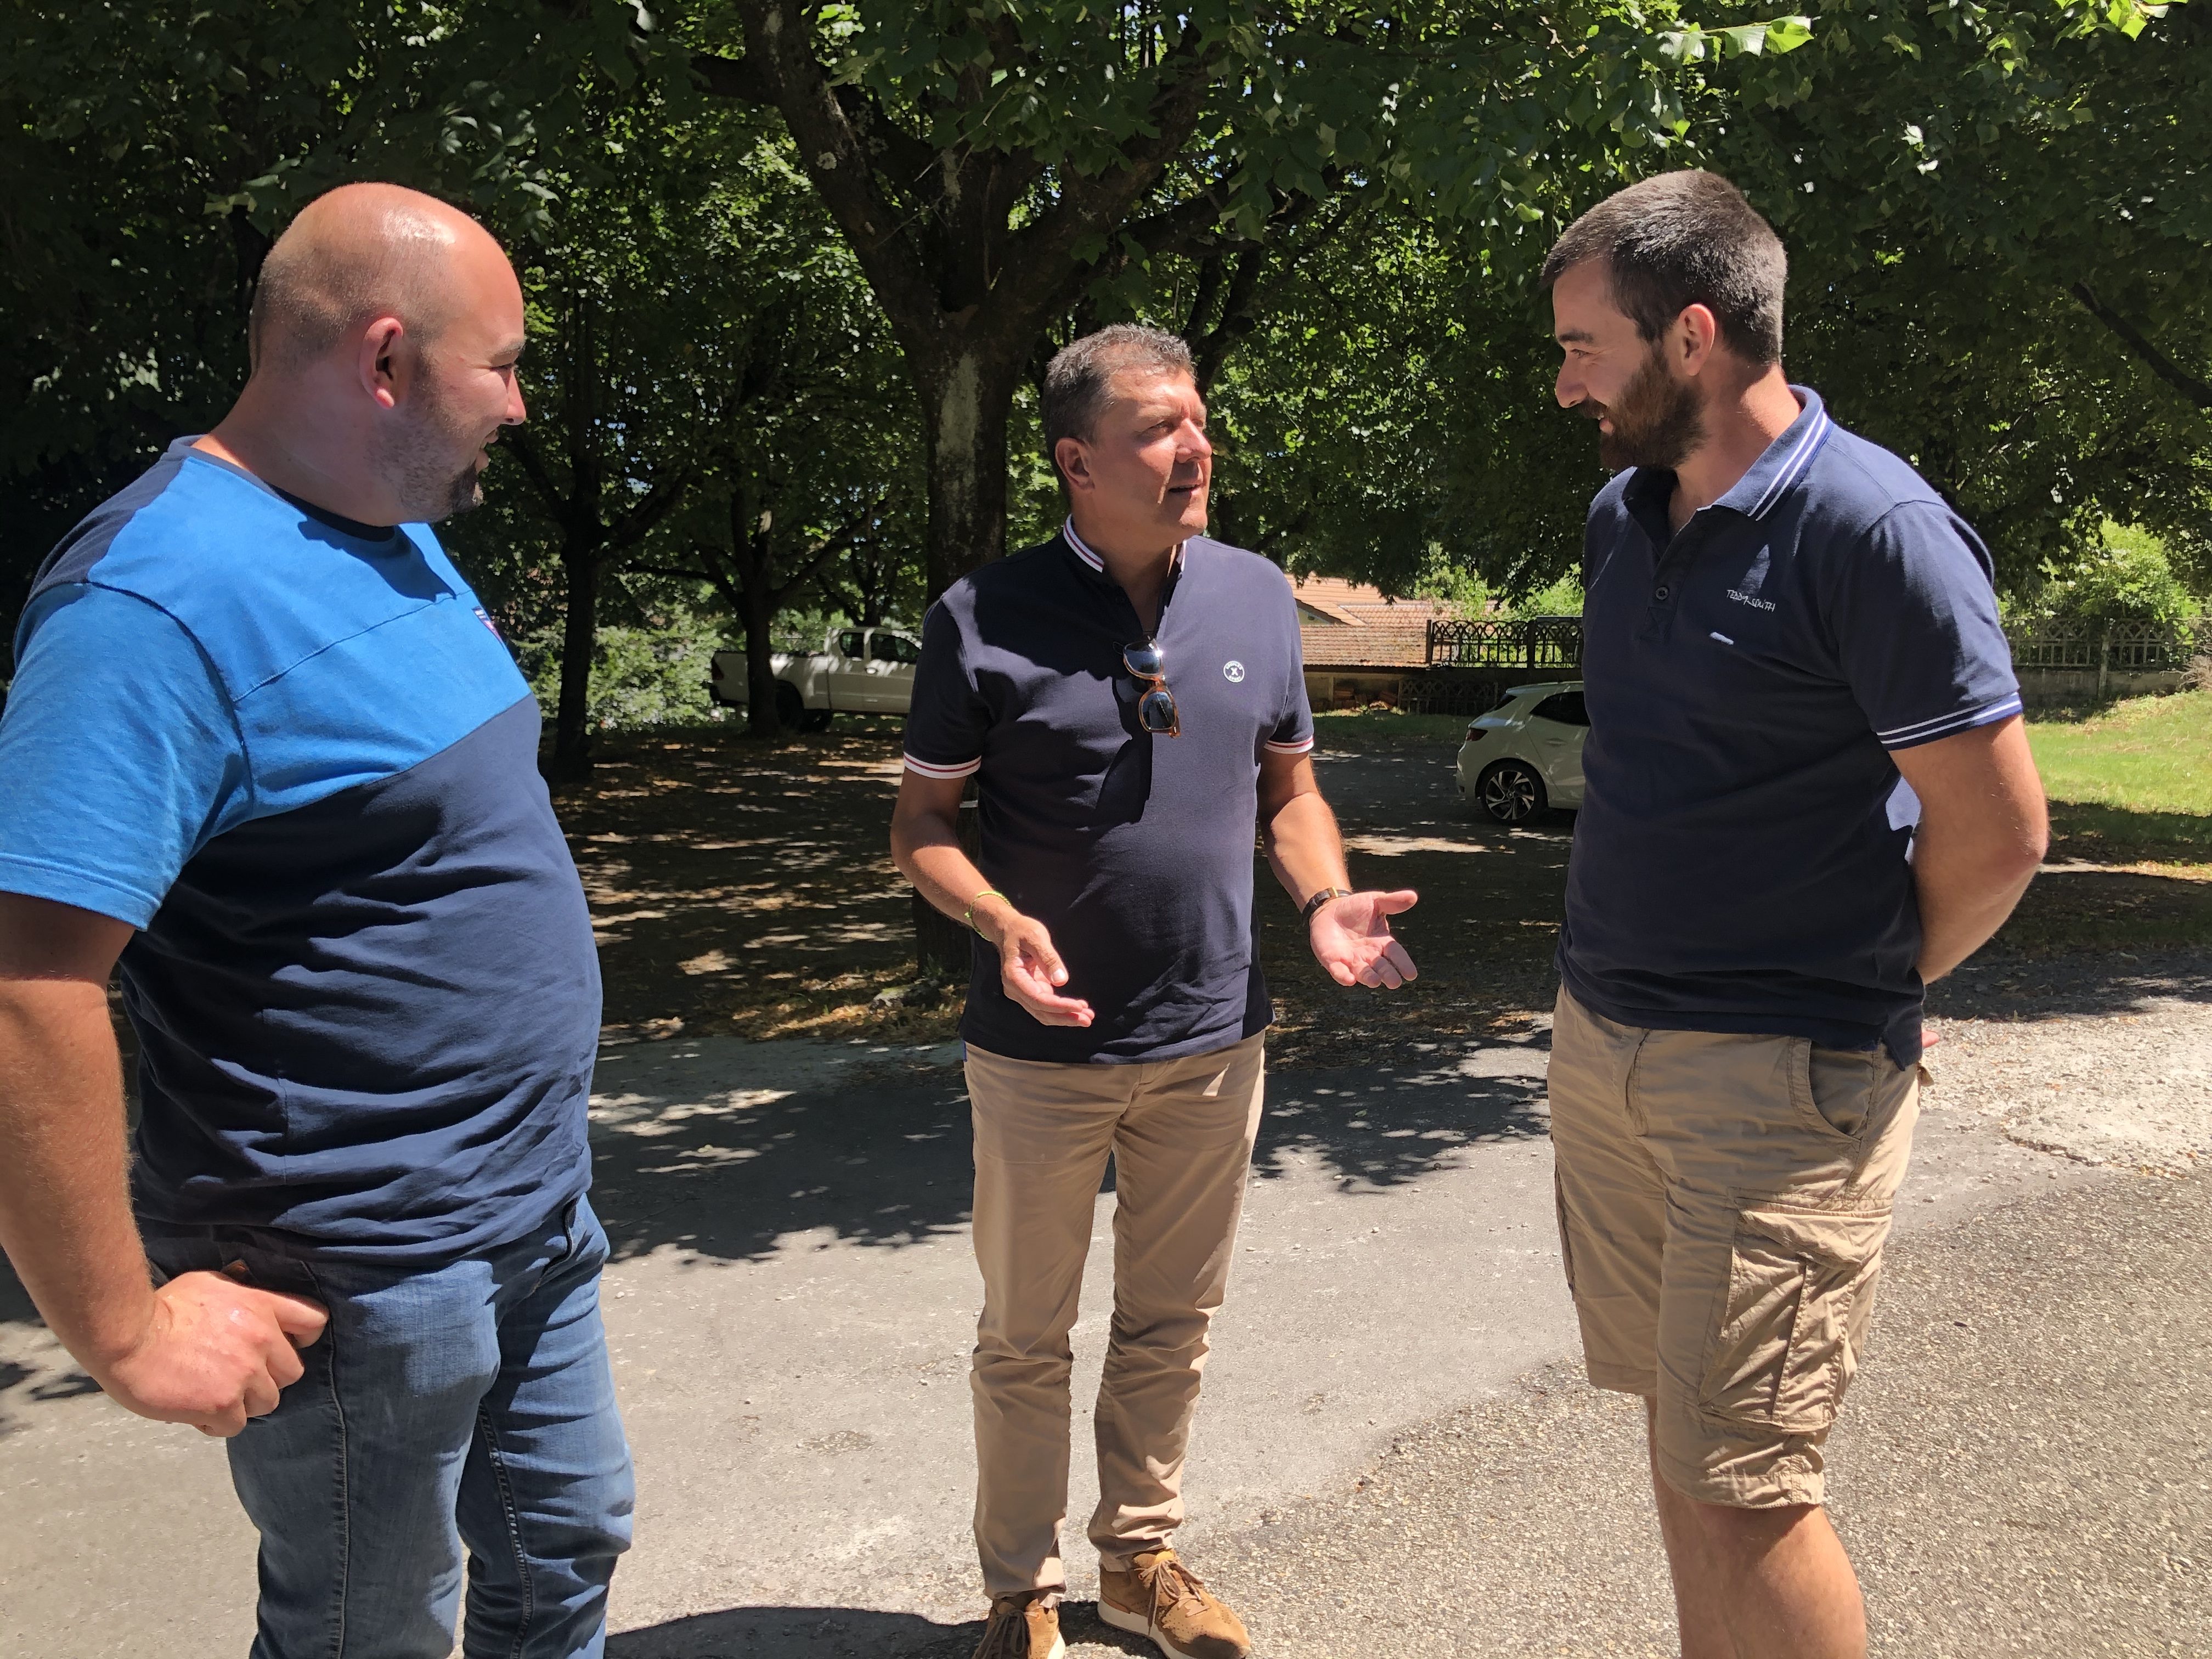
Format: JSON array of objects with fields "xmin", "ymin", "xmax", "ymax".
[
  {"xmin": 836, "ymin": 629, "xmax": 865, "ymax": 658},
  {"xmin": 871, "ymin": 632, "xmax": 921, "ymax": 665},
  {"xmin": 1530, "ymin": 692, "xmax": 1589, "ymax": 727}
]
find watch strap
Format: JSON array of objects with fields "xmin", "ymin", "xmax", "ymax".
[{"xmin": 1301, "ymin": 886, "xmax": 1354, "ymax": 923}]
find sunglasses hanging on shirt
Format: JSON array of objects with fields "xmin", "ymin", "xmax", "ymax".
[{"xmin": 1122, "ymin": 640, "xmax": 1180, "ymax": 737}]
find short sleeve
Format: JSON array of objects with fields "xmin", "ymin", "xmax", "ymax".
[
  {"xmin": 1827, "ymin": 503, "xmax": 2022, "ymax": 751},
  {"xmin": 1265, "ymin": 580, "xmax": 1315, "ymax": 756},
  {"xmin": 901, "ymin": 598, "xmax": 985, "ymax": 779},
  {"xmin": 0, "ymin": 585, "xmax": 250, "ymax": 926}
]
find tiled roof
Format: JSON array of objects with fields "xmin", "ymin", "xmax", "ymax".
[{"xmin": 1288, "ymin": 573, "xmax": 1441, "ymax": 668}]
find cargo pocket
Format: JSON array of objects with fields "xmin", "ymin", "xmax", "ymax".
[{"xmin": 1699, "ymin": 1206, "xmax": 1892, "ymax": 1434}]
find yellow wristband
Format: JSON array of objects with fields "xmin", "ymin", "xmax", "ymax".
[{"xmin": 964, "ymin": 889, "xmax": 1008, "ymax": 932}]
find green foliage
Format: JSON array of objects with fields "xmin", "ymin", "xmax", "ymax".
[
  {"xmin": 514, "ymin": 607, "xmax": 732, "ymax": 731},
  {"xmin": 2, "ymin": 0, "xmax": 2199, "ymax": 699},
  {"xmin": 1119, "ymin": 1, "xmax": 2207, "ymax": 603},
  {"xmin": 1410, "ymin": 557, "xmax": 1494, "ymax": 620},
  {"xmin": 1700, "ymin": 1, "xmax": 2211, "ymax": 592},
  {"xmin": 2025, "ymin": 521, "xmax": 2204, "ymax": 626},
  {"xmin": 786, "ymin": 0, "xmax": 1822, "ymax": 253},
  {"xmin": 1508, "ymin": 573, "xmax": 1587, "ymax": 618}
]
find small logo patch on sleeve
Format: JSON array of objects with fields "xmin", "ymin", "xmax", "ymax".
[{"xmin": 474, "ymin": 608, "xmax": 504, "ymax": 640}]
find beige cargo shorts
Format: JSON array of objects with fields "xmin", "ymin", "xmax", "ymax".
[{"xmin": 1547, "ymin": 986, "xmax": 1921, "ymax": 1509}]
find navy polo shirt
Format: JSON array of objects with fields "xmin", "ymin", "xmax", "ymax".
[
  {"xmin": 1560, "ymin": 388, "xmax": 2022, "ymax": 1067},
  {"xmin": 903, "ymin": 522, "xmax": 1314, "ymax": 1064}
]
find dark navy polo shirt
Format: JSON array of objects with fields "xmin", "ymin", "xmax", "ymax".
[
  {"xmin": 1559, "ymin": 388, "xmax": 2022, "ymax": 1067},
  {"xmin": 0, "ymin": 441, "xmax": 601, "ymax": 1262},
  {"xmin": 903, "ymin": 522, "xmax": 1314, "ymax": 1064}
]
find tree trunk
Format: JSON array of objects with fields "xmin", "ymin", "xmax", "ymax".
[
  {"xmin": 919, "ymin": 349, "xmax": 1021, "ymax": 600},
  {"xmin": 742, "ymin": 579, "xmax": 784, "ymax": 740},
  {"xmin": 914, "ymin": 353, "xmax": 1016, "ymax": 978},
  {"xmin": 549, "ymin": 538, "xmax": 600, "ymax": 778}
]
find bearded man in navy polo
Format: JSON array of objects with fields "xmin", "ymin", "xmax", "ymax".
[{"xmin": 1538, "ymin": 171, "xmax": 2047, "ymax": 1659}]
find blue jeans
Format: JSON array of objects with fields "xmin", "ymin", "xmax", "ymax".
[{"xmin": 143, "ymin": 1196, "xmax": 634, "ymax": 1659}]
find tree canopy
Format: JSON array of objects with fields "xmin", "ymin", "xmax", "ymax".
[{"xmin": 2, "ymin": 0, "xmax": 2204, "ymax": 724}]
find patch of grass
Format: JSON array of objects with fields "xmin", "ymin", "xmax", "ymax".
[
  {"xmin": 2029, "ymin": 690, "xmax": 2212, "ymax": 814},
  {"xmin": 2028, "ymin": 690, "xmax": 2212, "ymax": 864},
  {"xmin": 1311, "ymin": 708, "xmax": 1473, "ymax": 751},
  {"xmin": 2000, "ymin": 690, "xmax": 2212, "ymax": 956}
]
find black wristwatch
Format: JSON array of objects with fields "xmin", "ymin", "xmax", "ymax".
[{"xmin": 1301, "ymin": 886, "xmax": 1354, "ymax": 923}]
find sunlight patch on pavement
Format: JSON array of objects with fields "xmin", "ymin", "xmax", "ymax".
[{"xmin": 1343, "ymin": 833, "xmax": 1492, "ymax": 856}]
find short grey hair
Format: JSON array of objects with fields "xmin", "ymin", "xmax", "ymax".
[
  {"xmin": 1040, "ymin": 324, "xmax": 1197, "ymax": 477},
  {"xmin": 1539, "ymin": 170, "xmax": 1787, "ymax": 365}
]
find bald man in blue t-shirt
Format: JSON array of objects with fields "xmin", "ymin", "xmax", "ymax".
[{"xmin": 0, "ymin": 184, "xmax": 630, "ymax": 1658}]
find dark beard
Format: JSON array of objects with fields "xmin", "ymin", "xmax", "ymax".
[{"xmin": 1587, "ymin": 347, "xmax": 1706, "ymax": 472}]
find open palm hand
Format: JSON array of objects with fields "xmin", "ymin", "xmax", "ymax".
[{"xmin": 1308, "ymin": 889, "xmax": 1419, "ymax": 989}]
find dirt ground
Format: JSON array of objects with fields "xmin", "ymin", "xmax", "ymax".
[{"xmin": 557, "ymin": 710, "xmax": 2212, "ymax": 1059}]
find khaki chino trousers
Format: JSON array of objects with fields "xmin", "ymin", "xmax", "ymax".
[{"xmin": 963, "ymin": 1034, "xmax": 1266, "ymax": 1598}]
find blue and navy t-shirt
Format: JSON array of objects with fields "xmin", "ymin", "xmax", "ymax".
[
  {"xmin": 0, "ymin": 439, "xmax": 601, "ymax": 1261},
  {"xmin": 903, "ymin": 523, "xmax": 1314, "ymax": 1064},
  {"xmin": 1560, "ymin": 388, "xmax": 2022, "ymax": 1067}
]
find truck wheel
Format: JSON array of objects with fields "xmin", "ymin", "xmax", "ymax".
[{"xmin": 775, "ymin": 682, "xmax": 806, "ymax": 731}]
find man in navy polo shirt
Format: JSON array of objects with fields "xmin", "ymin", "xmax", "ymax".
[
  {"xmin": 0, "ymin": 185, "xmax": 630, "ymax": 1656},
  {"xmin": 1537, "ymin": 171, "xmax": 2047, "ymax": 1657},
  {"xmin": 891, "ymin": 324, "xmax": 1418, "ymax": 1659}
]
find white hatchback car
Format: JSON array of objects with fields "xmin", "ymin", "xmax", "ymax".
[{"xmin": 1454, "ymin": 681, "xmax": 1589, "ymax": 824}]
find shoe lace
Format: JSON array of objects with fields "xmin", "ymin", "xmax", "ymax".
[
  {"xmin": 974, "ymin": 1596, "xmax": 1040, "ymax": 1659},
  {"xmin": 1142, "ymin": 1553, "xmax": 1212, "ymax": 1624}
]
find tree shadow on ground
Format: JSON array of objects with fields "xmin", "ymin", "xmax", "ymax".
[
  {"xmin": 583, "ymin": 1030, "xmax": 1554, "ymax": 1267},
  {"xmin": 609, "ymin": 1600, "xmax": 1152, "ymax": 1658},
  {"xmin": 1932, "ymin": 945, "xmax": 2212, "ymax": 1021}
]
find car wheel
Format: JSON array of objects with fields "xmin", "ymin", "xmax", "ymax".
[
  {"xmin": 1477, "ymin": 760, "xmax": 1547, "ymax": 825},
  {"xmin": 774, "ymin": 681, "xmax": 806, "ymax": 731}
]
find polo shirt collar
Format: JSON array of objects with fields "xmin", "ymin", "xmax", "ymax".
[
  {"xmin": 1715, "ymin": 385, "xmax": 1831, "ymax": 520},
  {"xmin": 1062, "ymin": 517, "xmax": 1187, "ymax": 578},
  {"xmin": 1621, "ymin": 384, "xmax": 1833, "ymax": 531}
]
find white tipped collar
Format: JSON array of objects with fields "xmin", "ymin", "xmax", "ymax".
[{"xmin": 1063, "ymin": 517, "xmax": 1186, "ymax": 576}]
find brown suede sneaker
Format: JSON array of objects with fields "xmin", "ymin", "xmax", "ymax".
[
  {"xmin": 970, "ymin": 1592, "xmax": 1065, "ymax": 1659},
  {"xmin": 1097, "ymin": 1546, "xmax": 1252, "ymax": 1659}
]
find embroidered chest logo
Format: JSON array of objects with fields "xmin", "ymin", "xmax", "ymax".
[
  {"xmin": 1222, "ymin": 659, "xmax": 1246, "ymax": 683},
  {"xmin": 1725, "ymin": 547, "xmax": 1777, "ymax": 612}
]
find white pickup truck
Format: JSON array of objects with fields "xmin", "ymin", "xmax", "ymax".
[{"xmin": 708, "ymin": 625, "xmax": 922, "ymax": 730}]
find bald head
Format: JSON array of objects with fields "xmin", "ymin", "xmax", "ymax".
[{"xmin": 250, "ymin": 183, "xmax": 507, "ymax": 375}]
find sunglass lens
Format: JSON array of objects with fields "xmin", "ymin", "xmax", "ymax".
[
  {"xmin": 1124, "ymin": 643, "xmax": 1165, "ymax": 678},
  {"xmin": 1138, "ymin": 689, "xmax": 1178, "ymax": 734}
]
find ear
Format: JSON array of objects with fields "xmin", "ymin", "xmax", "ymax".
[
  {"xmin": 1674, "ymin": 303, "xmax": 1720, "ymax": 375},
  {"xmin": 358, "ymin": 315, "xmax": 409, "ymax": 410},
  {"xmin": 1054, "ymin": 436, "xmax": 1094, "ymax": 495}
]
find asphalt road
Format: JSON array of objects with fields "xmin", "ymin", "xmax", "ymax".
[
  {"xmin": 4, "ymin": 740, "xmax": 2208, "ymax": 1657},
  {"xmin": 7, "ymin": 977, "xmax": 2207, "ymax": 1658}
]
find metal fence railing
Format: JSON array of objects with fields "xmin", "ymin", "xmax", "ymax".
[
  {"xmin": 1420, "ymin": 616, "xmax": 2210, "ymax": 689},
  {"xmin": 2002, "ymin": 617, "xmax": 2212, "ymax": 674},
  {"xmin": 1425, "ymin": 616, "xmax": 1585, "ymax": 670}
]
